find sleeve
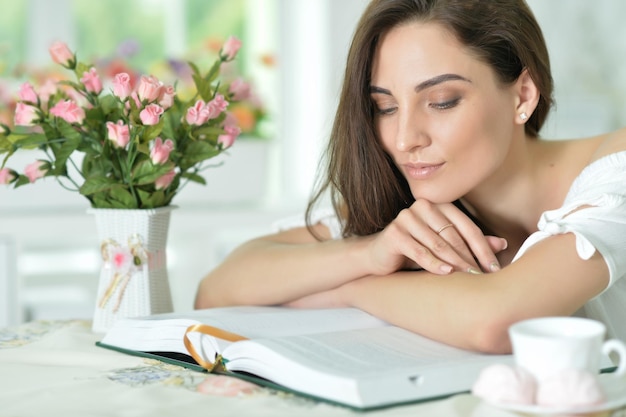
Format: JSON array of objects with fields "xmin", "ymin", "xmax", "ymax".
[
  {"xmin": 272, "ymin": 207, "xmax": 343, "ymax": 239},
  {"xmin": 512, "ymin": 152, "xmax": 626, "ymax": 290}
]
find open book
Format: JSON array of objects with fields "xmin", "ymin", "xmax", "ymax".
[{"xmin": 97, "ymin": 306, "xmax": 512, "ymax": 410}]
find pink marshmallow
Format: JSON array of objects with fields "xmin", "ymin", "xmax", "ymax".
[
  {"xmin": 472, "ymin": 364, "xmax": 537, "ymax": 405},
  {"xmin": 536, "ymin": 369, "xmax": 606, "ymax": 408}
]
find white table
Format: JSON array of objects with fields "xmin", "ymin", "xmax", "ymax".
[
  {"xmin": 0, "ymin": 320, "xmax": 532, "ymax": 417},
  {"xmin": 3, "ymin": 320, "xmax": 625, "ymax": 417}
]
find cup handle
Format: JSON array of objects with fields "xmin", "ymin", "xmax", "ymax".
[{"xmin": 602, "ymin": 339, "xmax": 626, "ymax": 377}]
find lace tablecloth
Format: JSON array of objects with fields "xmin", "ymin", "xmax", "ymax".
[{"xmin": 0, "ymin": 320, "xmax": 622, "ymax": 417}]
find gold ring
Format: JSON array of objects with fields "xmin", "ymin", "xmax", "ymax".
[{"xmin": 436, "ymin": 223, "xmax": 454, "ymax": 234}]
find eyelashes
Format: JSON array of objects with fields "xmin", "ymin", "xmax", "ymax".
[
  {"xmin": 430, "ymin": 97, "xmax": 461, "ymax": 110},
  {"xmin": 373, "ymin": 97, "xmax": 461, "ymax": 116}
]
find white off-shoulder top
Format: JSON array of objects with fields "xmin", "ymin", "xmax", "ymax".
[{"xmin": 512, "ymin": 151, "xmax": 626, "ymax": 341}]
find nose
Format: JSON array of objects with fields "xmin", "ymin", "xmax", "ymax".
[{"xmin": 395, "ymin": 110, "xmax": 429, "ymax": 152}]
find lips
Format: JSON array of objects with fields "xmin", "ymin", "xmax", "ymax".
[{"xmin": 402, "ymin": 162, "xmax": 444, "ymax": 179}]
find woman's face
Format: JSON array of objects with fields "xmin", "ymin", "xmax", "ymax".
[{"xmin": 370, "ymin": 22, "xmax": 519, "ymax": 203}]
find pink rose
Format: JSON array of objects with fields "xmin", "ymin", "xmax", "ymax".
[
  {"xmin": 139, "ymin": 104, "xmax": 164, "ymax": 125},
  {"xmin": 49, "ymin": 41, "xmax": 74, "ymax": 67},
  {"xmin": 228, "ymin": 78, "xmax": 250, "ymax": 101},
  {"xmin": 113, "ymin": 73, "xmax": 132, "ymax": 100},
  {"xmin": 155, "ymin": 169, "xmax": 176, "ymax": 190},
  {"xmin": 50, "ymin": 100, "xmax": 86, "ymax": 124},
  {"xmin": 18, "ymin": 82, "xmax": 38, "ymax": 103},
  {"xmin": 158, "ymin": 85, "xmax": 176, "ymax": 109},
  {"xmin": 185, "ymin": 100, "xmax": 210, "ymax": 125},
  {"xmin": 218, "ymin": 124, "xmax": 241, "ymax": 149},
  {"xmin": 106, "ymin": 120, "xmax": 131, "ymax": 148},
  {"xmin": 0, "ymin": 168, "xmax": 15, "ymax": 185},
  {"xmin": 80, "ymin": 67, "xmax": 103, "ymax": 94},
  {"xmin": 206, "ymin": 94, "xmax": 229, "ymax": 120},
  {"xmin": 136, "ymin": 75, "xmax": 163, "ymax": 103},
  {"xmin": 24, "ymin": 160, "xmax": 48, "ymax": 183},
  {"xmin": 150, "ymin": 137, "xmax": 174, "ymax": 164},
  {"xmin": 14, "ymin": 103, "xmax": 40, "ymax": 126},
  {"xmin": 221, "ymin": 36, "xmax": 242, "ymax": 61}
]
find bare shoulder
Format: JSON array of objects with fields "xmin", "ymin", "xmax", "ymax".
[{"xmin": 591, "ymin": 126, "xmax": 626, "ymax": 161}]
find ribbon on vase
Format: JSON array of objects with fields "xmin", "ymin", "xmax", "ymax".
[{"xmin": 98, "ymin": 234, "xmax": 150, "ymax": 312}]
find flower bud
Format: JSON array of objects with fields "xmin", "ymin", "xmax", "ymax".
[
  {"xmin": 137, "ymin": 75, "xmax": 163, "ymax": 103},
  {"xmin": 150, "ymin": 137, "xmax": 175, "ymax": 165},
  {"xmin": 50, "ymin": 100, "xmax": 86, "ymax": 124},
  {"xmin": 113, "ymin": 73, "xmax": 132, "ymax": 100},
  {"xmin": 24, "ymin": 160, "xmax": 48, "ymax": 183},
  {"xmin": 218, "ymin": 124, "xmax": 241, "ymax": 149},
  {"xmin": 139, "ymin": 104, "xmax": 164, "ymax": 125},
  {"xmin": 0, "ymin": 168, "xmax": 16, "ymax": 185},
  {"xmin": 14, "ymin": 103, "xmax": 40, "ymax": 126},
  {"xmin": 18, "ymin": 82, "xmax": 39, "ymax": 103},
  {"xmin": 228, "ymin": 78, "xmax": 250, "ymax": 101},
  {"xmin": 80, "ymin": 67, "xmax": 103, "ymax": 94},
  {"xmin": 155, "ymin": 170, "xmax": 176, "ymax": 190},
  {"xmin": 220, "ymin": 36, "xmax": 242, "ymax": 61},
  {"xmin": 106, "ymin": 120, "xmax": 131, "ymax": 148},
  {"xmin": 49, "ymin": 41, "xmax": 75, "ymax": 68}
]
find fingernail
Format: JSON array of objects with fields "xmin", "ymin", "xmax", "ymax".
[
  {"xmin": 501, "ymin": 238, "xmax": 508, "ymax": 250},
  {"xmin": 440, "ymin": 264, "xmax": 453, "ymax": 274},
  {"xmin": 467, "ymin": 267, "xmax": 483, "ymax": 275},
  {"xmin": 490, "ymin": 262, "xmax": 501, "ymax": 272}
]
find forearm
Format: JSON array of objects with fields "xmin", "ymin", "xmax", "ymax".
[
  {"xmin": 341, "ymin": 271, "xmax": 508, "ymax": 352},
  {"xmin": 195, "ymin": 235, "xmax": 374, "ymax": 308},
  {"xmin": 341, "ymin": 236, "xmax": 608, "ymax": 353}
]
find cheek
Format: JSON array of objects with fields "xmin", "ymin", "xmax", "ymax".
[{"xmin": 374, "ymin": 118, "xmax": 395, "ymax": 154}]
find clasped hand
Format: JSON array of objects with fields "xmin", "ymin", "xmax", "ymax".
[{"xmin": 367, "ymin": 199, "xmax": 508, "ymax": 275}]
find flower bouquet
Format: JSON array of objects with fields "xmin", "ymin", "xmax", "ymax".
[
  {"xmin": 0, "ymin": 37, "xmax": 245, "ymax": 331},
  {"xmin": 0, "ymin": 37, "xmax": 243, "ymax": 209}
]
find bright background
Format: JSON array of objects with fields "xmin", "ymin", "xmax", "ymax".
[{"xmin": 1, "ymin": 0, "xmax": 625, "ymax": 326}]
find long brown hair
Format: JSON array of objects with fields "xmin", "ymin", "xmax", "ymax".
[{"xmin": 306, "ymin": 0, "xmax": 554, "ymax": 238}]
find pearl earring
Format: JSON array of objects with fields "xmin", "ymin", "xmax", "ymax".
[{"xmin": 520, "ymin": 112, "xmax": 528, "ymax": 121}]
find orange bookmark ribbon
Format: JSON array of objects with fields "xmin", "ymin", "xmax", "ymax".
[{"xmin": 183, "ymin": 324, "xmax": 248, "ymax": 371}]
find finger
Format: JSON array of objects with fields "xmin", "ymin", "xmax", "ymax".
[
  {"xmin": 443, "ymin": 207, "xmax": 502, "ymax": 272},
  {"xmin": 396, "ymin": 210, "xmax": 479, "ymax": 273},
  {"xmin": 405, "ymin": 202, "xmax": 481, "ymax": 270}
]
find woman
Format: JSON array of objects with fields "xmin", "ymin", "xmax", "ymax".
[{"xmin": 195, "ymin": 0, "xmax": 626, "ymax": 353}]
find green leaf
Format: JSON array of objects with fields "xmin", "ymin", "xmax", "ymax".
[
  {"xmin": 205, "ymin": 59, "xmax": 222, "ymax": 84},
  {"xmin": 92, "ymin": 196, "xmax": 113, "ymax": 208},
  {"xmin": 132, "ymin": 160, "xmax": 174, "ymax": 185},
  {"xmin": 109, "ymin": 187, "xmax": 137, "ymax": 208},
  {"xmin": 180, "ymin": 171, "xmax": 206, "ymax": 185},
  {"xmin": 141, "ymin": 119, "xmax": 164, "ymax": 143},
  {"xmin": 7, "ymin": 133, "xmax": 48, "ymax": 149},
  {"xmin": 80, "ymin": 177, "xmax": 118, "ymax": 196},
  {"xmin": 14, "ymin": 175, "xmax": 31, "ymax": 188},
  {"xmin": 193, "ymin": 73, "xmax": 213, "ymax": 102},
  {"xmin": 137, "ymin": 189, "xmax": 165, "ymax": 209},
  {"xmin": 179, "ymin": 141, "xmax": 221, "ymax": 170}
]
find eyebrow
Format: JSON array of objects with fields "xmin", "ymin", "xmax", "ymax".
[{"xmin": 369, "ymin": 73, "xmax": 471, "ymax": 95}]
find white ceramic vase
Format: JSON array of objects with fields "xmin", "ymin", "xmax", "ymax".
[{"xmin": 88, "ymin": 206, "xmax": 175, "ymax": 333}]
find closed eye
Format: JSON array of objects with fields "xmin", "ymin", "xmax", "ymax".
[
  {"xmin": 430, "ymin": 98, "xmax": 460, "ymax": 110},
  {"xmin": 376, "ymin": 106, "xmax": 397, "ymax": 116}
]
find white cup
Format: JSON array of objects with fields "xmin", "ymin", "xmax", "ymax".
[{"xmin": 508, "ymin": 317, "xmax": 626, "ymax": 382}]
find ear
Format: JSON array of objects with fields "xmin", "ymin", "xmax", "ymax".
[{"xmin": 513, "ymin": 68, "xmax": 540, "ymax": 124}]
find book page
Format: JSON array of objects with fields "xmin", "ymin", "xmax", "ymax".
[
  {"xmin": 226, "ymin": 326, "xmax": 491, "ymax": 377},
  {"xmin": 179, "ymin": 306, "xmax": 388, "ymax": 339},
  {"xmin": 100, "ymin": 306, "xmax": 388, "ymax": 358},
  {"xmin": 223, "ymin": 326, "xmax": 512, "ymax": 407}
]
